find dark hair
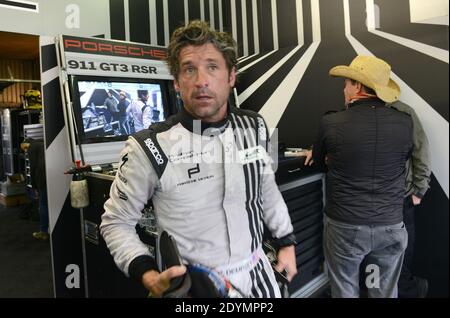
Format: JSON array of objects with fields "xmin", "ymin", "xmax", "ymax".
[
  {"xmin": 137, "ymin": 90, "xmax": 148, "ymax": 98},
  {"xmin": 166, "ymin": 20, "xmax": 238, "ymax": 80},
  {"xmin": 349, "ymin": 79, "xmax": 376, "ymax": 95}
]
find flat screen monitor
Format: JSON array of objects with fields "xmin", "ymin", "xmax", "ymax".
[{"xmin": 70, "ymin": 75, "xmax": 176, "ymax": 144}]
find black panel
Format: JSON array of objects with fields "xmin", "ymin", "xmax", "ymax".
[
  {"xmin": 276, "ymin": 0, "xmax": 356, "ymax": 148},
  {"xmin": 110, "ymin": 0, "xmax": 126, "ymax": 40},
  {"xmin": 235, "ymin": 0, "xmax": 243, "ymax": 57},
  {"xmin": 289, "ymin": 198, "xmax": 323, "ymax": 223},
  {"xmin": 292, "ymin": 212, "xmax": 322, "ymax": 234},
  {"xmin": 302, "ymin": 0, "xmax": 312, "ymax": 45},
  {"xmin": 375, "ymin": 0, "xmax": 448, "ymax": 50},
  {"xmin": 221, "ymin": 0, "xmax": 232, "ymax": 34},
  {"xmin": 168, "ymin": 0, "xmax": 186, "ymax": 36},
  {"xmin": 156, "ymin": 0, "xmax": 165, "ymax": 46},
  {"xmin": 296, "ymin": 244, "xmax": 322, "ymax": 265},
  {"xmin": 258, "ymin": 0, "xmax": 273, "ymax": 52},
  {"xmin": 246, "ymin": 0, "xmax": 254, "ymax": 55},
  {"xmin": 43, "ymin": 78, "xmax": 64, "ymax": 148},
  {"xmin": 279, "ymin": 177, "xmax": 325, "ymax": 294},
  {"xmin": 189, "ymin": 0, "xmax": 201, "ymax": 21},
  {"xmin": 277, "ymin": 0, "xmax": 298, "ymax": 48},
  {"xmin": 414, "ymin": 175, "xmax": 449, "ymax": 297},
  {"xmin": 349, "ymin": 0, "xmax": 449, "ymax": 122},
  {"xmin": 51, "ymin": 195, "xmax": 85, "ymax": 297},
  {"xmin": 129, "ymin": 0, "xmax": 150, "ymax": 44},
  {"xmin": 289, "ymin": 255, "xmax": 324, "ymax": 292},
  {"xmin": 41, "ymin": 44, "xmax": 57, "ymax": 73},
  {"xmin": 295, "ymin": 228, "xmax": 322, "ymax": 250},
  {"xmin": 83, "ymin": 176, "xmax": 148, "ymax": 297},
  {"xmin": 275, "ymin": 156, "xmax": 318, "ymax": 185},
  {"xmin": 214, "ymin": 0, "xmax": 220, "ymax": 30},
  {"xmin": 282, "ymin": 179, "xmax": 323, "ymax": 200}
]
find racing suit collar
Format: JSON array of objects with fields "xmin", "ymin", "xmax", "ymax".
[{"xmin": 179, "ymin": 104, "xmax": 230, "ymax": 136}]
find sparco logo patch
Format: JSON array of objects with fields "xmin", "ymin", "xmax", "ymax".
[{"xmin": 144, "ymin": 138, "xmax": 164, "ymax": 165}]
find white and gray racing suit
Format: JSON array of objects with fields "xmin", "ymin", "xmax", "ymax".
[{"xmin": 100, "ymin": 105, "xmax": 295, "ymax": 297}]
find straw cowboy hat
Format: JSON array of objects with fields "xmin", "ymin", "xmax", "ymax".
[{"xmin": 329, "ymin": 55, "xmax": 400, "ymax": 103}]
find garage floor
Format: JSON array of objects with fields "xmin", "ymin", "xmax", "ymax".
[{"xmin": 0, "ymin": 203, "xmax": 53, "ymax": 298}]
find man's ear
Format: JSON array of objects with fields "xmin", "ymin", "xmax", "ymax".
[
  {"xmin": 229, "ymin": 66, "xmax": 237, "ymax": 88},
  {"xmin": 174, "ymin": 79, "xmax": 180, "ymax": 92},
  {"xmin": 356, "ymin": 82, "xmax": 363, "ymax": 93}
]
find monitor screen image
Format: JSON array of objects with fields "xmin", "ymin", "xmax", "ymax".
[{"xmin": 75, "ymin": 79, "xmax": 167, "ymax": 140}]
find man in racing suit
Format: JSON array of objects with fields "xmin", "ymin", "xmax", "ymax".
[{"xmin": 100, "ymin": 20, "xmax": 297, "ymax": 297}]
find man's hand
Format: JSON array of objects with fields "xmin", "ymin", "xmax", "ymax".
[
  {"xmin": 274, "ymin": 245, "xmax": 297, "ymax": 282},
  {"xmin": 142, "ymin": 265, "xmax": 186, "ymax": 297},
  {"xmin": 412, "ymin": 194, "xmax": 422, "ymax": 206},
  {"xmin": 304, "ymin": 150, "xmax": 314, "ymax": 166},
  {"xmin": 304, "ymin": 150, "xmax": 329, "ymax": 166}
]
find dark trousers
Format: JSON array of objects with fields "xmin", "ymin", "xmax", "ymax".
[{"xmin": 398, "ymin": 196, "xmax": 419, "ymax": 298}]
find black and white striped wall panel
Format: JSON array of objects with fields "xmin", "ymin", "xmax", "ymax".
[{"xmin": 108, "ymin": 0, "xmax": 304, "ymax": 55}]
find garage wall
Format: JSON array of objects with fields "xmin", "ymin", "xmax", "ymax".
[
  {"xmin": 0, "ymin": 59, "xmax": 40, "ymax": 107},
  {"xmin": 0, "ymin": 0, "xmax": 110, "ymax": 38}
]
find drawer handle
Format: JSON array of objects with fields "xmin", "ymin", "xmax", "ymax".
[{"xmin": 288, "ymin": 168, "xmax": 301, "ymax": 173}]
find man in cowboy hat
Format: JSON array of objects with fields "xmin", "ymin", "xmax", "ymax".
[{"xmin": 311, "ymin": 55, "xmax": 413, "ymax": 297}]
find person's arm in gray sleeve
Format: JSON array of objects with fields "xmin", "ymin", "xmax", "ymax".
[
  {"xmin": 389, "ymin": 101, "xmax": 431, "ymax": 202},
  {"xmin": 100, "ymin": 137, "xmax": 157, "ymax": 280},
  {"xmin": 408, "ymin": 107, "xmax": 431, "ymax": 200}
]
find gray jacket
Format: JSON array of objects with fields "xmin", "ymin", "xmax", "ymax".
[{"xmin": 390, "ymin": 101, "xmax": 431, "ymax": 198}]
